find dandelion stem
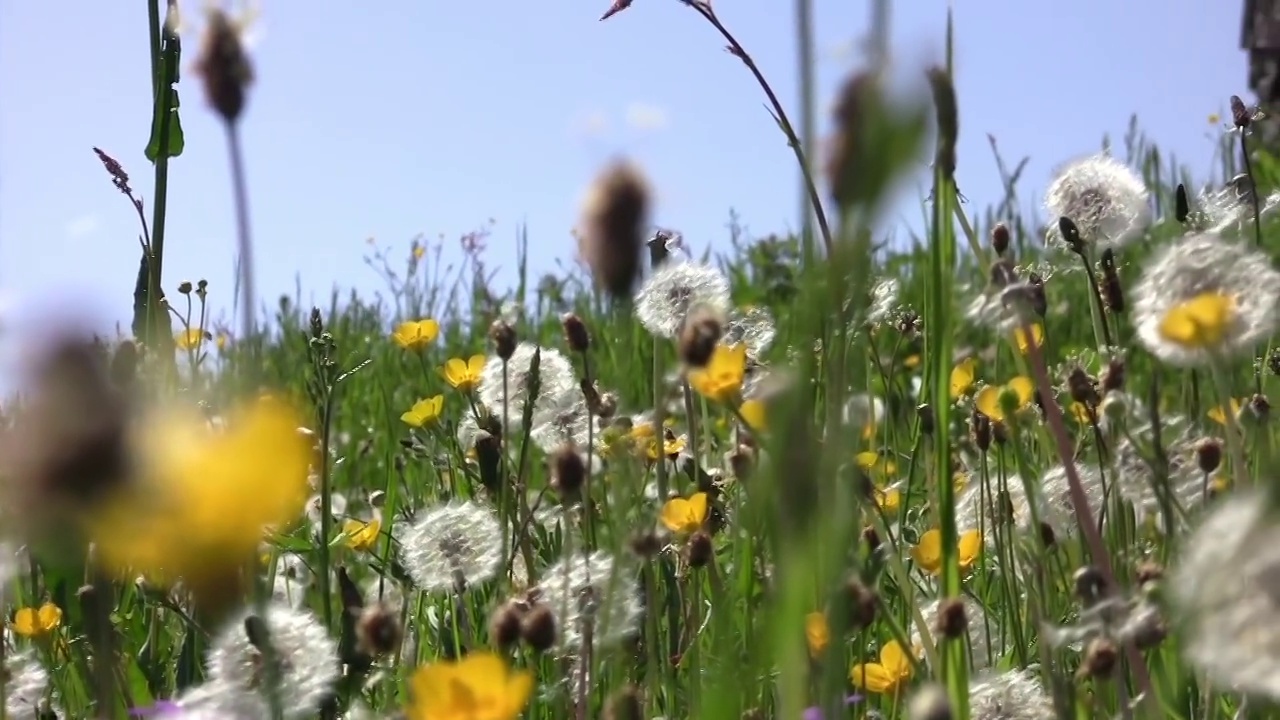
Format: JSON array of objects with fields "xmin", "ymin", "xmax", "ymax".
[{"xmin": 225, "ymin": 122, "xmax": 257, "ymax": 343}]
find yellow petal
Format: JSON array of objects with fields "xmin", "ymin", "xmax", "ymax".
[
  {"xmin": 875, "ymin": 488, "xmax": 901, "ymax": 513},
  {"xmin": 660, "ymin": 498, "xmax": 693, "ymax": 533},
  {"xmin": 805, "ymin": 612, "xmax": 829, "ymax": 656},
  {"xmin": 958, "ymin": 529, "xmax": 983, "ymax": 566},
  {"xmin": 850, "ymin": 662, "xmax": 896, "ymax": 693},
  {"xmin": 950, "ymin": 358, "xmax": 975, "ymax": 398},
  {"xmin": 974, "ymin": 386, "xmax": 1003, "ymax": 421},
  {"xmin": 443, "ymin": 358, "xmax": 467, "ymax": 385},
  {"xmin": 855, "ymin": 451, "xmax": 879, "ymax": 471},
  {"xmin": 36, "ymin": 603, "xmax": 61, "ymax": 631},
  {"xmin": 687, "ymin": 492, "xmax": 709, "ymax": 525},
  {"xmin": 1158, "ymin": 291, "xmax": 1236, "ymax": 348},
  {"xmin": 12, "ymin": 608, "xmax": 35, "ymax": 636},
  {"xmin": 467, "ymin": 354, "xmax": 486, "ymax": 375},
  {"xmin": 879, "ymin": 640, "xmax": 911, "ymax": 674},
  {"xmin": 417, "ymin": 319, "xmax": 441, "ymax": 343},
  {"xmin": 739, "ymin": 400, "xmax": 767, "ymax": 432},
  {"xmin": 1014, "ymin": 324, "xmax": 1043, "ymax": 354},
  {"xmin": 1007, "ymin": 376, "xmax": 1035, "ymax": 406}
]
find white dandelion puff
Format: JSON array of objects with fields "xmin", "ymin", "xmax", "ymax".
[
  {"xmin": 535, "ymin": 551, "xmax": 643, "ymax": 652},
  {"xmin": 161, "ymin": 680, "xmax": 272, "ymax": 719},
  {"xmin": 478, "ymin": 343, "xmax": 576, "ymax": 427},
  {"xmin": 398, "ymin": 501, "xmax": 504, "ymax": 593},
  {"xmin": 723, "ymin": 305, "xmax": 777, "ymax": 360},
  {"xmin": 6, "ymin": 651, "xmax": 50, "ymax": 720},
  {"xmin": 968, "ymin": 669, "xmax": 1057, "ymax": 720},
  {"xmin": 912, "ymin": 596, "xmax": 997, "ymax": 669},
  {"xmin": 529, "ymin": 390, "xmax": 597, "ymax": 453},
  {"xmin": 867, "ymin": 277, "xmax": 900, "ymax": 325},
  {"xmin": 271, "ymin": 554, "xmax": 313, "ymax": 609},
  {"xmin": 1044, "ymin": 153, "xmax": 1150, "ymax": 251},
  {"xmin": 1170, "ymin": 490, "xmax": 1280, "ymax": 699},
  {"xmin": 634, "ymin": 261, "xmax": 732, "ymax": 338},
  {"xmin": 1132, "ymin": 232, "xmax": 1280, "ymax": 367},
  {"xmin": 205, "ymin": 604, "xmax": 340, "ymax": 719}
]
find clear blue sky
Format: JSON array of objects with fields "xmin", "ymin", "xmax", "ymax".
[{"xmin": 0, "ymin": 0, "xmax": 1246, "ymax": 353}]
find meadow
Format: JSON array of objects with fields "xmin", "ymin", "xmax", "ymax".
[{"xmin": 5, "ymin": 2, "xmax": 1280, "ymax": 720}]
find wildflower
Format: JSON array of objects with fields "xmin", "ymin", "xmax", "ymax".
[
  {"xmin": 849, "ymin": 639, "xmax": 912, "ymax": 695},
  {"xmin": 630, "ymin": 423, "xmax": 685, "ymax": 461},
  {"xmin": 1044, "ymin": 153, "xmax": 1150, "ymax": 251},
  {"xmin": 1208, "ymin": 397, "xmax": 1244, "ymax": 425},
  {"xmin": 342, "ymin": 518, "xmax": 380, "ymax": 552},
  {"xmin": 1133, "ymin": 232, "xmax": 1280, "ymax": 367},
  {"xmin": 635, "ymin": 261, "xmax": 732, "ymax": 338},
  {"xmin": 1069, "ymin": 401, "xmax": 1093, "ymax": 424},
  {"xmin": 398, "ymin": 501, "xmax": 503, "ymax": 593},
  {"xmin": 874, "ymin": 487, "xmax": 901, "ymax": 513},
  {"xmin": 175, "ymin": 328, "xmax": 209, "ymax": 351},
  {"xmin": 1013, "ymin": 324, "xmax": 1043, "ymax": 355},
  {"xmin": 477, "ymin": 343, "xmax": 576, "ymax": 428},
  {"xmin": 687, "ymin": 343, "xmax": 748, "ymax": 402},
  {"xmin": 89, "ymin": 396, "xmax": 312, "ymax": 604},
  {"xmin": 739, "ymin": 399, "xmax": 767, "ymax": 432},
  {"xmin": 441, "ymin": 355, "xmax": 485, "ymax": 392},
  {"xmin": 974, "ymin": 376, "xmax": 1034, "ymax": 423},
  {"xmin": 406, "ymin": 651, "xmax": 533, "ymax": 720},
  {"xmin": 401, "ymin": 395, "xmax": 445, "ymax": 428},
  {"xmin": 391, "ymin": 319, "xmax": 439, "ymax": 351},
  {"xmin": 13, "ymin": 603, "xmax": 61, "ymax": 638},
  {"xmin": 911, "ymin": 528, "xmax": 982, "ymax": 576},
  {"xmin": 855, "ymin": 451, "xmax": 897, "ymax": 479},
  {"xmin": 660, "ymin": 492, "xmax": 708, "ymax": 535},
  {"xmin": 805, "ymin": 611, "xmax": 830, "ymax": 657},
  {"xmin": 950, "ymin": 358, "xmax": 976, "ymax": 398},
  {"xmin": 534, "ymin": 551, "xmax": 642, "ymax": 651},
  {"xmin": 205, "ymin": 605, "xmax": 340, "ymax": 719}
]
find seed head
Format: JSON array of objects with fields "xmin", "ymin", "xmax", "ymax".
[
  {"xmin": 1100, "ymin": 249, "xmax": 1125, "ymax": 313},
  {"xmin": 1194, "ymin": 438, "xmax": 1223, "ymax": 474},
  {"xmin": 519, "ymin": 604, "xmax": 557, "ymax": 653},
  {"xmin": 688, "ymin": 531, "xmax": 714, "ymax": 568},
  {"xmin": 1101, "ymin": 357, "xmax": 1126, "ymax": 393},
  {"xmin": 908, "ymin": 684, "xmax": 954, "ymax": 720},
  {"xmin": 916, "ymin": 403, "xmax": 935, "ymax": 435},
  {"xmin": 970, "ymin": 410, "xmax": 992, "ymax": 452},
  {"xmin": 550, "ymin": 446, "xmax": 586, "ymax": 501},
  {"xmin": 1073, "ymin": 565, "xmax": 1108, "ymax": 606},
  {"xmin": 1175, "ymin": 183, "xmax": 1191, "ymax": 223},
  {"xmin": 355, "ymin": 603, "xmax": 403, "ymax": 658},
  {"xmin": 627, "ymin": 529, "xmax": 663, "ymax": 559},
  {"xmin": 1038, "ymin": 521, "xmax": 1057, "ymax": 548},
  {"xmin": 1134, "ymin": 560, "xmax": 1163, "ymax": 589},
  {"xmin": 861, "ymin": 525, "xmax": 882, "ymax": 553},
  {"xmin": 195, "ymin": 8, "xmax": 254, "ymax": 124},
  {"xmin": 603, "ymin": 685, "xmax": 643, "ymax": 720},
  {"xmin": 844, "ymin": 576, "xmax": 878, "ymax": 630},
  {"xmin": 1067, "ymin": 367, "xmax": 1099, "ymax": 406},
  {"xmin": 991, "ymin": 223, "xmax": 1010, "ymax": 255},
  {"xmin": 934, "ymin": 597, "xmax": 968, "ymax": 640},
  {"xmin": 561, "ymin": 313, "xmax": 591, "ymax": 353},
  {"xmin": 1078, "ymin": 636, "xmax": 1119, "ymax": 680},
  {"xmin": 488, "ymin": 320, "xmax": 517, "ymax": 361},
  {"xmin": 678, "ymin": 306, "xmax": 724, "ymax": 368},
  {"xmin": 577, "ymin": 160, "xmax": 651, "ymax": 301},
  {"xmin": 488, "ymin": 601, "xmax": 525, "ymax": 651}
]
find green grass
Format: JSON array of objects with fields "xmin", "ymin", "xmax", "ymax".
[{"xmin": 7, "ymin": 2, "xmax": 1280, "ymax": 720}]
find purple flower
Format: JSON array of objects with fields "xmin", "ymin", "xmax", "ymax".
[{"xmin": 801, "ymin": 695, "xmax": 863, "ymax": 719}]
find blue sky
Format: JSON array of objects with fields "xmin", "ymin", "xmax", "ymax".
[{"xmin": 0, "ymin": 0, "xmax": 1246, "ymax": 356}]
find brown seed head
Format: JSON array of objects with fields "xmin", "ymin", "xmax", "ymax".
[
  {"xmin": 970, "ymin": 410, "xmax": 992, "ymax": 452},
  {"xmin": 519, "ymin": 604, "xmax": 558, "ymax": 653},
  {"xmin": 355, "ymin": 603, "xmax": 403, "ymax": 657},
  {"xmin": 1134, "ymin": 560, "xmax": 1164, "ymax": 589},
  {"xmin": 845, "ymin": 577, "xmax": 878, "ymax": 630},
  {"xmin": 1247, "ymin": 393, "xmax": 1271, "ymax": 425},
  {"xmin": 678, "ymin": 306, "xmax": 724, "ymax": 368},
  {"xmin": 195, "ymin": 9, "xmax": 254, "ymax": 124},
  {"xmin": 1175, "ymin": 183, "xmax": 1191, "ymax": 223},
  {"xmin": 577, "ymin": 159, "xmax": 651, "ymax": 301},
  {"xmin": 727, "ymin": 444, "xmax": 756, "ymax": 480},
  {"xmin": 603, "ymin": 685, "xmax": 643, "ymax": 720},
  {"xmin": 1078, "ymin": 637, "xmax": 1119, "ymax": 680},
  {"xmin": 1100, "ymin": 358, "xmax": 1126, "ymax": 394},
  {"xmin": 488, "ymin": 601, "xmax": 526, "ymax": 651},
  {"xmin": 825, "ymin": 71, "xmax": 878, "ymax": 207},
  {"xmin": 688, "ymin": 531, "xmax": 714, "ymax": 568},
  {"xmin": 1194, "ymin": 438, "xmax": 1223, "ymax": 475},
  {"xmin": 934, "ymin": 598, "xmax": 968, "ymax": 640},
  {"xmin": 1073, "ymin": 565, "xmax": 1108, "ymax": 607},
  {"xmin": 550, "ymin": 446, "xmax": 586, "ymax": 500},
  {"xmin": 991, "ymin": 223, "xmax": 1010, "ymax": 255},
  {"xmin": 1067, "ymin": 367, "xmax": 1099, "ymax": 406},
  {"xmin": 916, "ymin": 403, "xmax": 935, "ymax": 435},
  {"xmin": 627, "ymin": 529, "xmax": 663, "ymax": 559},
  {"xmin": 561, "ymin": 313, "xmax": 591, "ymax": 353},
  {"xmin": 1100, "ymin": 249, "xmax": 1124, "ymax": 313},
  {"xmin": 1038, "ymin": 521, "xmax": 1057, "ymax": 549},
  {"xmin": 861, "ymin": 525, "xmax": 882, "ymax": 553},
  {"xmin": 989, "ymin": 258, "xmax": 1019, "ymax": 287},
  {"xmin": 991, "ymin": 420, "xmax": 1009, "ymax": 446},
  {"xmin": 488, "ymin": 320, "xmax": 517, "ymax": 361}
]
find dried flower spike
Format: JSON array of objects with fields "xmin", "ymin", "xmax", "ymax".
[
  {"xmin": 195, "ymin": 8, "xmax": 254, "ymax": 123},
  {"xmin": 577, "ymin": 159, "xmax": 651, "ymax": 301}
]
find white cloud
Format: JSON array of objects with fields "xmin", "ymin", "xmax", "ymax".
[
  {"xmin": 65, "ymin": 214, "xmax": 101, "ymax": 239},
  {"xmin": 624, "ymin": 102, "xmax": 668, "ymax": 131}
]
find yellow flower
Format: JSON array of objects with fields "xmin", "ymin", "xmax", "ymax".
[
  {"xmin": 1208, "ymin": 398, "xmax": 1244, "ymax": 425},
  {"xmin": 903, "ymin": 354, "xmax": 921, "ymax": 370},
  {"xmin": 910, "ymin": 528, "xmax": 982, "ymax": 576},
  {"xmin": 874, "ymin": 487, "xmax": 901, "ymax": 513},
  {"xmin": 739, "ymin": 399, "xmax": 766, "ymax": 432},
  {"xmin": 1069, "ymin": 401, "xmax": 1094, "ymax": 424},
  {"xmin": 343, "ymin": 518, "xmax": 381, "ymax": 552},
  {"xmin": 89, "ymin": 396, "xmax": 312, "ymax": 599},
  {"xmin": 1208, "ymin": 112, "xmax": 1221, "ymax": 125},
  {"xmin": 442, "ymin": 355, "xmax": 486, "ymax": 392},
  {"xmin": 406, "ymin": 651, "xmax": 533, "ymax": 720},
  {"xmin": 402, "ymin": 395, "xmax": 445, "ymax": 428},
  {"xmin": 175, "ymin": 328, "xmax": 209, "ymax": 351},
  {"xmin": 630, "ymin": 423, "xmax": 685, "ymax": 460},
  {"xmin": 849, "ymin": 640, "xmax": 913, "ymax": 695},
  {"xmin": 687, "ymin": 344, "xmax": 748, "ymax": 403},
  {"xmin": 950, "ymin": 358, "xmax": 976, "ymax": 398},
  {"xmin": 855, "ymin": 451, "xmax": 897, "ymax": 479},
  {"xmin": 1158, "ymin": 291, "xmax": 1237, "ymax": 350},
  {"xmin": 215, "ymin": 333, "xmax": 230, "ymax": 351},
  {"xmin": 660, "ymin": 492, "xmax": 708, "ymax": 535},
  {"xmin": 13, "ymin": 603, "xmax": 61, "ymax": 637},
  {"xmin": 392, "ymin": 319, "xmax": 440, "ymax": 351},
  {"xmin": 805, "ymin": 612, "xmax": 830, "ymax": 657},
  {"xmin": 1013, "ymin": 324, "xmax": 1043, "ymax": 355},
  {"xmin": 974, "ymin": 376, "xmax": 1034, "ymax": 423}
]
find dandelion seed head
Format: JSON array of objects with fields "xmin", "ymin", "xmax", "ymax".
[
  {"xmin": 967, "ymin": 669, "xmax": 1057, "ymax": 720},
  {"xmin": 161, "ymin": 680, "xmax": 271, "ymax": 719},
  {"xmin": 535, "ymin": 551, "xmax": 642, "ymax": 651},
  {"xmin": 1171, "ymin": 491, "xmax": 1280, "ymax": 699},
  {"xmin": 913, "ymin": 596, "xmax": 996, "ymax": 669},
  {"xmin": 723, "ymin": 306, "xmax": 777, "ymax": 360},
  {"xmin": 634, "ymin": 262, "xmax": 732, "ymax": 338},
  {"xmin": 398, "ymin": 501, "xmax": 503, "ymax": 593},
  {"xmin": 478, "ymin": 343, "xmax": 576, "ymax": 427},
  {"xmin": 1132, "ymin": 233, "xmax": 1280, "ymax": 367},
  {"xmin": 205, "ymin": 604, "xmax": 339, "ymax": 719},
  {"xmin": 6, "ymin": 651, "xmax": 49, "ymax": 720},
  {"xmin": 1044, "ymin": 153, "xmax": 1150, "ymax": 251},
  {"xmin": 529, "ymin": 390, "xmax": 597, "ymax": 454},
  {"xmin": 867, "ymin": 277, "xmax": 900, "ymax": 325}
]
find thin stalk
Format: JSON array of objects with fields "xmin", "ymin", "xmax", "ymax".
[{"xmin": 225, "ymin": 123, "xmax": 257, "ymax": 341}]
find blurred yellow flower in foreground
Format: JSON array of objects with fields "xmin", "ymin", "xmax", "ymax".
[
  {"xmin": 392, "ymin": 319, "xmax": 440, "ymax": 351},
  {"xmin": 343, "ymin": 518, "xmax": 381, "ymax": 552},
  {"xmin": 175, "ymin": 328, "xmax": 209, "ymax": 351},
  {"xmin": 407, "ymin": 651, "xmax": 533, "ymax": 720},
  {"xmin": 1208, "ymin": 398, "xmax": 1243, "ymax": 425},
  {"xmin": 13, "ymin": 603, "xmax": 61, "ymax": 638},
  {"xmin": 1159, "ymin": 291, "xmax": 1237, "ymax": 350},
  {"xmin": 739, "ymin": 399, "xmax": 766, "ymax": 432},
  {"xmin": 1013, "ymin": 324, "xmax": 1043, "ymax": 355},
  {"xmin": 442, "ymin": 355, "xmax": 486, "ymax": 392},
  {"xmin": 402, "ymin": 395, "xmax": 445, "ymax": 427},
  {"xmin": 950, "ymin": 357, "xmax": 976, "ymax": 398},
  {"xmin": 660, "ymin": 492, "xmax": 708, "ymax": 535},
  {"xmin": 855, "ymin": 451, "xmax": 897, "ymax": 479},
  {"xmin": 89, "ymin": 396, "xmax": 312, "ymax": 595},
  {"xmin": 687, "ymin": 343, "xmax": 747, "ymax": 403},
  {"xmin": 805, "ymin": 612, "xmax": 829, "ymax": 657},
  {"xmin": 911, "ymin": 528, "xmax": 982, "ymax": 576},
  {"xmin": 850, "ymin": 639, "xmax": 912, "ymax": 695},
  {"xmin": 974, "ymin": 376, "xmax": 1034, "ymax": 423}
]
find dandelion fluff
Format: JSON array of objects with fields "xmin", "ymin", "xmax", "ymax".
[
  {"xmin": 1044, "ymin": 153, "xmax": 1150, "ymax": 251},
  {"xmin": 723, "ymin": 306, "xmax": 777, "ymax": 360},
  {"xmin": 205, "ymin": 604, "xmax": 339, "ymax": 719},
  {"xmin": 398, "ymin": 501, "xmax": 503, "ymax": 593},
  {"xmin": 968, "ymin": 669, "xmax": 1057, "ymax": 720},
  {"xmin": 535, "ymin": 551, "xmax": 642, "ymax": 651},
  {"xmin": 912, "ymin": 596, "xmax": 996, "ymax": 669},
  {"xmin": 478, "ymin": 343, "xmax": 576, "ymax": 427},
  {"xmin": 1132, "ymin": 232, "xmax": 1280, "ymax": 367},
  {"xmin": 634, "ymin": 261, "xmax": 731, "ymax": 338},
  {"xmin": 529, "ymin": 390, "xmax": 596, "ymax": 453},
  {"xmin": 6, "ymin": 651, "xmax": 49, "ymax": 720},
  {"xmin": 1171, "ymin": 490, "xmax": 1280, "ymax": 699}
]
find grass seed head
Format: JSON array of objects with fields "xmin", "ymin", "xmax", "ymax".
[
  {"xmin": 577, "ymin": 160, "xmax": 651, "ymax": 301},
  {"xmin": 355, "ymin": 602, "xmax": 403, "ymax": 658},
  {"xmin": 991, "ymin": 223, "xmax": 1010, "ymax": 255},
  {"xmin": 488, "ymin": 601, "xmax": 526, "ymax": 651},
  {"xmin": 488, "ymin": 319, "xmax": 518, "ymax": 361},
  {"xmin": 519, "ymin": 604, "xmax": 557, "ymax": 653},
  {"xmin": 1194, "ymin": 438, "xmax": 1223, "ymax": 474},
  {"xmin": 678, "ymin": 305, "xmax": 725, "ymax": 368},
  {"xmin": 195, "ymin": 8, "xmax": 254, "ymax": 124}
]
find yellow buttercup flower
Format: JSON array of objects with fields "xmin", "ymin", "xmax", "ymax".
[
  {"xmin": 630, "ymin": 423, "xmax": 685, "ymax": 460},
  {"xmin": 850, "ymin": 640, "xmax": 912, "ymax": 695},
  {"xmin": 856, "ymin": 451, "xmax": 897, "ymax": 479},
  {"xmin": 343, "ymin": 518, "xmax": 381, "ymax": 552},
  {"xmin": 950, "ymin": 358, "xmax": 976, "ymax": 399},
  {"xmin": 1208, "ymin": 398, "xmax": 1244, "ymax": 425},
  {"xmin": 911, "ymin": 528, "xmax": 982, "ymax": 576},
  {"xmin": 687, "ymin": 344, "xmax": 748, "ymax": 403},
  {"xmin": 442, "ymin": 355, "xmax": 486, "ymax": 392},
  {"xmin": 974, "ymin": 376, "xmax": 1034, "ymax": 423},
  {"xmin": 1158, "ymin": 291, "xmax": 1237, "ymax": 350},
  {"xmin": 402, "ymin": 395, "xmax": 445, "ymax": 428},
  {"xmin": 903, "ymin": 354, "xmax": 921, "ymax": 370},
  {"xmin": 13, "ymin": 603, "xmax": 61, "ymax": 638},
  {"xmin": 805, "ymin": 612, "xmax": 829, "ymax": 658},
  {"xmin": 739, "ymin": 399, "xmax": 766, "ymax": 432},
  {"xmin": 660, "ymin": 492, "xmax": 708, "ymax": 535},
  {"xmin": 89, "ymin": 396, "xmax": 312, "ymax": 598},
  {"xmin": 392, "ymin": 319, "xmax": 440, "ymax": 351},
  {"xmin": 175, "ymin": 328, "xmax": 209, "ymax": 351},
  {"xmin": 1069, "ymin": 401, "xmax": 1094, "ymax": 424},
  {"xmin": 406, "ymin": 651, "xmax": 533, "ymax": 720},
  {"xmin": 1013, "ymin": 324, "xmax": 1044, "ymax": 355},
  {"xmin": 874, "ymin": 487, "xmax": 901, "ymax": 513}
]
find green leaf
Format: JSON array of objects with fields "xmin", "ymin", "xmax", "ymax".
[{"xmin": 145, "ymin": 31, "xmax": 185, "ymax": 161}]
